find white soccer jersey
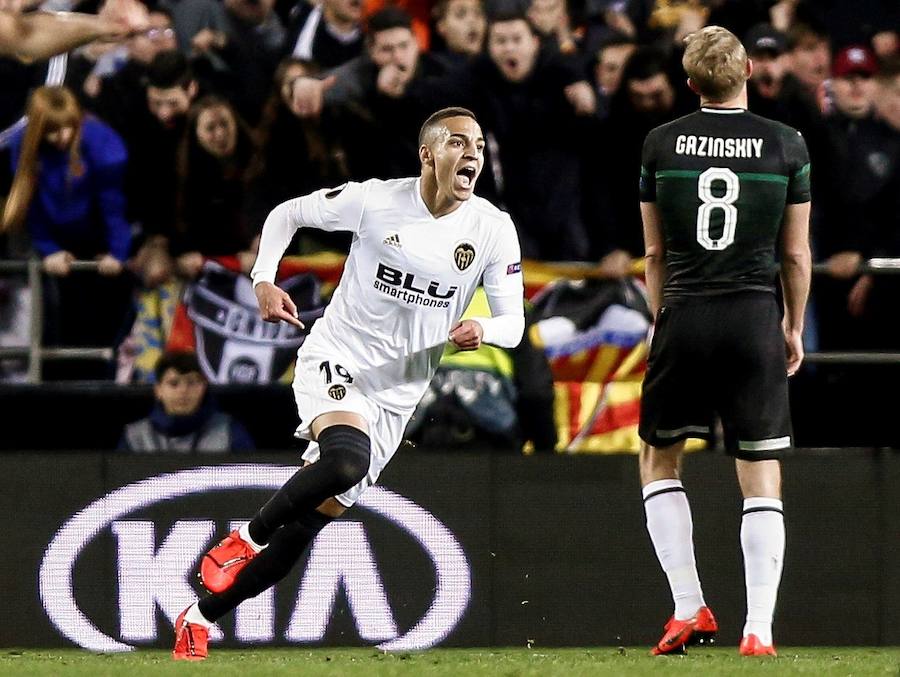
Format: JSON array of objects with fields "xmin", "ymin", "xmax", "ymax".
[{"xmin": 252, "ymin": 177, "xmax": 524, "ymax": 413}]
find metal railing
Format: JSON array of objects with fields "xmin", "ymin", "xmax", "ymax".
[
  {"xmin": 806, "ymin": 260, "xmax": 900, "ymax": 365},
  {"xmin": 1, "ymin": 256, "xmax": 900, "ymax": 383},
  {"xmin": 0, "ymin": 259, "xmax": 114, "ymax": 382}
]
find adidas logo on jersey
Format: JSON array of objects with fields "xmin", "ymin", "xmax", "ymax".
[{"xmin": 383, "ymin": 233, "xmax": 402, "ymax": 248}]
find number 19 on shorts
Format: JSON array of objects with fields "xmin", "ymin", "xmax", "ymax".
[{"xmin": 696, "ymin": 167, "xmax": 739, "ymax": 251}]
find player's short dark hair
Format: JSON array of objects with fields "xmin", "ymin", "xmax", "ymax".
[
  {"xmin": 366, "ymin": 7, "xmax": 413, "ymax": 37},
  {"xmin": 145, "ymin": 50, "xmax": 194, "ymax": 90},
  {"xmin": 418, "ymin": 107, "xmax": 478, "ymax": 145},
  {"xmin": 154, "ymin": 351, "xmax": 205, "ymax": 382}
]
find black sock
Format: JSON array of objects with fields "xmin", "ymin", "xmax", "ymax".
[
  {"xmin": 248, "ymin": 425, "xmax": 369, "ymax": 545},
  {"xmin": 199, "ymin": 509, "xmax": 333, "ymax": 622}
]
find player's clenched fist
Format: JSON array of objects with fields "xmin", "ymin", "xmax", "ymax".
[
  {"xmin": 98, "ymin": 0, "xmax": 150, "ymax": 39},
  {"xmin": 255, "ymin": 282, "xmax": 304, "ymax": 328},
  {"xmin": 449, "ymin": 319, "xmax": 483, "ymax": 351}
]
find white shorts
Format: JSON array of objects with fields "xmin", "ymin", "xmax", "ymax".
[{"xmin": 292, "ymin": 348, "xmax": 409, "ymax": 507}]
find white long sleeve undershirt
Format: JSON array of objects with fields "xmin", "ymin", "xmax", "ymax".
[
  {"xmin": 470, "ymin": 289, "xmax": 525, "ymax": 348},
  {"xmin": 251, "ymin": 199, "xmax": 303, "ymax": 287}
]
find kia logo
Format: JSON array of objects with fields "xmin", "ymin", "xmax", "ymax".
[{"xmin": 39, "ymin": 465, "xmax": 471, "ymax": 652}]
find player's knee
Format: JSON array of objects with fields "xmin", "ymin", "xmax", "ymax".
[
  {"xmin": 317, "ymin": 424, "xmax": 371, "ymax": 491},
  {"xmin": 639, "ymin": 442, "xmax": 683, "ymax": 484}
]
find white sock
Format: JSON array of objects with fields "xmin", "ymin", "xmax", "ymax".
[
  {"xmin": 643, "ymin": 479, "xmax": 706, "ymax": 621},
  {"xmin": 238, "ymin": 522, "xmax": 266, "ymax": 553},
  {"xmin": 184, "ymin": 602, "xmax": 212, "ymax": 629},
  {"xmin": 741, "ymin": 497, "xmax": 785, "ymax": 646}
]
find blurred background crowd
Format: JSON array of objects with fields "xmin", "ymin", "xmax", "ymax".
[{"xmin": 0, "ymin": 0, "xmax": 898, "ymax": 452}]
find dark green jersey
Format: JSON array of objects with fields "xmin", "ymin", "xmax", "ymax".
[{"xmin": 639, "ymin": 107, "xmax": 810, "ymax": 300}]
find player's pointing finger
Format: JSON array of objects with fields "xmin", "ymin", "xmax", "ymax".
[
  {"xmin": 275, "ymin": 308, "xmax": 304, "ymax": 328},
  {"xmin": 281, "ymin": 292, "xmax": 299, "ymax": 319}
]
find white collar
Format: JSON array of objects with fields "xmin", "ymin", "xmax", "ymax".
[{"xmin": 700, "ymin": 107, "xmax": 747, "ymax": 114}]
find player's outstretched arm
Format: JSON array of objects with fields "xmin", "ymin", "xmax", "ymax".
[
  {"xmin": 251, "ymin": 183, "xmax": 365, "ymax": 288},
  {"xmin": 1, "ymin": 0, "xmax": 147, "ymax": 63},
  {"xmin": 779, "ymin": 201, "xmax": 811, "ymax": 376},
  {"xmin": 250, "ymin": 183, "xmax": 366, "ymax": 326},
  {"xmin": 250, "ymin": 200, "xmax": 307, "ymax": 327},
  {"xmin": 251, "ymin": 201, "xmax": 304, "ymax": 288},
  {"xmin": 641, "ymin": 201, "xmax": 666, "ymax": 317}
]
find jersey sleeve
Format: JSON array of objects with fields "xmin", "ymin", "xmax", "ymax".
[
  {"xmin": 251, "ymin": 182, "xmax": 368, "ymax": 286},
  {"xmin": 784, "ymin": 129, "xmax": 811, "ymax": 204},
  {"xmin": 639, "ymin": 128, "xmax": 660, "ymax": 203},
  {"xmin": 482, "ymin": 215, "xmax": 524, "ymax": 306},
  {"xmin": 287, "ymin": 181, "xmax": 369, "ymax": 233},
  {"xmin": 474, "ymin": 216, "xmax": 525, "ymax": 347}
]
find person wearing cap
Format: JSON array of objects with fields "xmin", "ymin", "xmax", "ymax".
[
  {"xmin": 745, "ymin": 22, "xmax": 835, "ymax": 291},
  {"xmin": 746, "ymin": 23, "xmax": 820, "ymax": 125},
  {"xmin": 828, "ymin": 45, "xmax": 878, "ymax": 119},
  {"xmin": 847, "ymin": 58, "xmax": 900, "ymax": 350},
  {"xmin": 745, "ymin": 24, "xmax": 788, "ymax": 97},
  {"xmin": 816, "ymin": 45, "xmax": 900, "ymax": 351}
]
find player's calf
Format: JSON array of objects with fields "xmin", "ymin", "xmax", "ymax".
[{"xmin": 197, "ymin": 511, "xmax": 334, "ymax": 623}]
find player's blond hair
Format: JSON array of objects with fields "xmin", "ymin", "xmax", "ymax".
[{"xmin": 682, "ymin": 26, "xmax": 748, "ymax": 102}]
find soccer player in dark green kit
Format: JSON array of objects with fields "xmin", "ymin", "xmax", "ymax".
[{"xmin": 637, "ymin": 26, "xmax": 811, "ymax": 657}]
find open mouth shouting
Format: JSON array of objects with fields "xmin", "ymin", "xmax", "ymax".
[
  {"xmin": 456, "ymin": 165, "xmax": 478, "ymax": 189},
  {"xmin": 503, "ymin": 57, "xmax": 520, "ymax": 77}
]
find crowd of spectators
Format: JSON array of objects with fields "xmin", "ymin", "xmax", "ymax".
[{"xmin": 1, "ymin": 0, "xmax": 899, "ymax": 382}]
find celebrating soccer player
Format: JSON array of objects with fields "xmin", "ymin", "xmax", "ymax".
[
  {"xmin": 637, "ymin": 26, "xmax": 811, "ymax": 656},
  {"xmin": 172, "ymin": 107, "xmax": 525, "ymax": 660}
]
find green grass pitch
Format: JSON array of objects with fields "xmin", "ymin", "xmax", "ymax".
[{"xmin": 1, "ymin": 648, "xmax": 898, "ymax": 676}]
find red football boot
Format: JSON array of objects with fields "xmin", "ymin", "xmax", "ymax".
[
  {"xmin": 690, "ymin": 606, "xmax": 719, "ymax": 646},
  {"xmin": 200, "ymin": 530, "xmax": 259, "ymax": 594},
  {"xmin": 651, "ymin": 606, "xmax": 718, "ymax": 655},
  {"xmin": 172, "ymin": 607, "xmax": 208, "ymax": 661},
  {"xmin": 739, "ymin": 634, "xmax": 777, "ymax": 656}
]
